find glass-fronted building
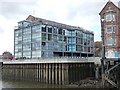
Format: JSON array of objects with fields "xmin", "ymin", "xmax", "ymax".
[{"xmin": 14, "ymin": 15, "xmax": 94, "ymax": 59}]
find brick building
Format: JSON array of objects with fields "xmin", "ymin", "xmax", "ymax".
[{"xmin": 99, "ymin": 1, "xmax": 120, "ymax": 58}]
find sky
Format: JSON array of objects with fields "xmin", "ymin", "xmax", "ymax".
[{"xmin": 0, "ymin": 0, "xmax": 119, "ymax": 55}]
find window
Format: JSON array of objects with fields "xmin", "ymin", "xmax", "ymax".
[
  {"xmin": 63, "ymin": 29, "xmax": 65, "ymax": 35},
  {"xmin": 68, "ymin": 37, "xmax": 76, "ymax": 44},
  {"xmin": 105, "ymin": 12, "xmax": 115, "ymax": 21},
  {"xmin": 68, "ymin": 45, "xmax": 76, "ymax": 52},
  {"xmin": 106, "ymin": 26, "xmax": 115, "ymax": 33},
  {"xmin": 58, "ymin": 35, "xmax": 63, "ymax": 41},
  {"xmin": 18, "ymin": 22, "xmax": 22, "ymax": 27},
  {"xmin": 42, "ymin": 33, "xmax": 46, "ymax": 41},
  {"xmin": 23, "ymin": 51, "xmax": 31, "ymax": 58},
  {"xmin": 23, "ymin": 21, "xmax": 30, "ymax": 27},
  {"xmin": 32, "ymin": 42, "xmax": 40, "ymax": 50},
  {"xmin": 58, "ymin": 28, "xmax": 62, "ymax": 34},
  {"xmin": 53, "ymin": 35, "xmax": 57, "ymax": 41},
  {"xmin": 65, "ymin": 30, "xmax": 69, "ymax": 36},
  {"xmin": 53, "ymin": 27, "xmax": 57, "ymax": 34},
  {"xmin": 32, "ymin": 25, "xmax": 40, "ymax": 33},
  {"xmin": 23, "ymin": 44, "xmax": 31, "ymax": 51},
  {"xmin": 84, "ymin": 40, "xmax": 87, "ymax": 46},
  {"xmin": 106, "ymin": 38, "xmax": 116, "ymax": 45},
  {"xmin": 32, "ymin": 51, "xmax": 41, "ymax": 58},
  {"xmin": 48, "ymin": 27, "xmax": 52, "ymax": 33},
  {"xmin": 83, "ymin": 33, "xmax": 87, "ymax": 39},
  {"xmin": 42, "ymin": 42, "xmax": 46, "ymax": 46},
  {"xmin": 48, "ymin": 34, "xmax": 52, "ymax": 40},
  {"xmin": 69, "ymin": 31, "xmax": 75, "ymax": 36},
  {"xmin": 42, "ymin": 26, "xmax": 46, "ymax": 32},
  {"xmin": 76, "ymin": 45, "xmax": 80, "ymax": 51}
]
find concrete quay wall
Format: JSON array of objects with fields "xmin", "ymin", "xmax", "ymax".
[{"xmin": 2, "ymin": 58, "xmax": 98, "ymax": 85}]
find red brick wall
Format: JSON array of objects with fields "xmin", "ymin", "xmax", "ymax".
[{"xmin": 100, "ymin": 1, "xmax": 120, "ymax": 57}]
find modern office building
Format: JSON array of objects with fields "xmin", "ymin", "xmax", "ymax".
[
  {"xmin": 14, "ymin": 15, "xmax": 94, "ymax": 59},
  {"xmin": 99, "ymin": 1, "xmax": 120, "ymax": 58}
]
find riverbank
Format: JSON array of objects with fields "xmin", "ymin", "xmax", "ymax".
[
  {"xmin": 67, "ymin": 78, "xmax": 119, "ymax": 89},
  {"xmin": 67, "ymin": 80, "xmax": 102, "ymax": 88}
]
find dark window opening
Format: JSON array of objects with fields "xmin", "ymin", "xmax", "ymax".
[
  {"xmin": 48, "ymin": 27, "xmax": 52, "ymax": 33},
  {"xmin": 42, "ymin": 42, "xmax": 46, "ymax": 46},
  {"xmin": 48, "ymin": 34, "xmax": 52, "ymax": 40},
  {"xmin": 58, "ymin": 28, "xmax": 62, "ymax": 34},
  {"xmin": 42, "ymin": 27, "xmax": 46, "ymax": 32}
]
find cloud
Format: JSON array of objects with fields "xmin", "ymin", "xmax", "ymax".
[
  {"xmin": 0, "ymin": 0, "xmax": 39, "ymax": 20},
  {"xmin": 0, "ymin": 27, "xmax": 4, "ymax": 33},
  {"xmin": 1, "ymin": 0, "xmax": 118, "ymax": 54}
]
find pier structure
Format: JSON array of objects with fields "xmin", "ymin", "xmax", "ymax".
[{"xmin": 2, "ymin": 58, "xmax": 100, "ymax": 85}]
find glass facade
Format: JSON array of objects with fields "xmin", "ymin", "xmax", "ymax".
[{"xmin": 14, "ymin": 18, "xmax": 94, "ymax": 59}]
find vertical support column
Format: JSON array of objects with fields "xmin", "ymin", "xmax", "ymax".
[
  {"xmin": 22, "ymin": 64, "xmax": 23, "ymax": 81},
  {"xmin": 24, "ymin": 64, "xmax": 26, "ymax": 81},
  {"xmin": 40, "ymin": 64, "xmax": 42, "ymax": 82},
  {"xmin": 62, "ymin": 64, "xmax": 64, "ymax": 85},
  {"xmin": 59, "ymin": 63, "xmax": 62, "ymax": 85},
  {"xmin": 38, "ymin": 63, "xmax": 40, "ymax": 82},
  {"xmin": 47, "ymin": 63, "xmax": 49, "ymax": 84},
  {"xmin": 46, "ymin": 63, "xmax": 48, "ymax": 84},
  {"xmin": 43, "ymin": 63, "xmax": 46, "ymax": 83},
  {"xmin": 41, "ymin": 64, "xmax": 43, "ymax": 83},
  {"xmin": 52, "ymin": 64, "xmax": 54, "ymax": 84},
  {"xmin": 55, "ymin": 63, "xmax": 57, "ymax": 84},
  {"xmin": 64, "ymin": 64, "xmax": 69, "ymax": 84},
  {"xmin": 49, "ymin": 63, "xmax": 51, "ymax": 84},
  {"xmin": 35, "ymin": 63, "xmax": 38, "ymax": 82}
]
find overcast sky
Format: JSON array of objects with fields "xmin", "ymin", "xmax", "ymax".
[{"xmin": 0, "ymin": 0, "xmax": 119, "ymax": 54}]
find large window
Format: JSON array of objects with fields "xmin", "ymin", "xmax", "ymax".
[
  {"xmin": 18, "ymin": 21, "xmax": 30, "ymax": 27},
  {"xmin": 48, "ymin": 34, "xmax": 52, "ymax": 41},
  {"xmin": 32, "ymin": 42, "xmax": 41, "ymax": 50},
  {"xmin": 69, "ymin": 31, "xmax": 75, "ymax": 36},
  {"xmin": 68, "ymin": 45, "xmax": 76, "ymax": 52},
  {"xmin": 106, "ymin": 26, "xmax": 115, "ymax": 33},
  {"xmin": 58, "ymin": 28, "xmax": 62, "ymax": 35},
  {"xmin": 106, "ymin": 38, "xmax": 116, "ymax": 45},
  {"xmin": 41, "ymin": 25, "xmax": 46, "ymax": 32},
  {"xmin": 68, "ymin": 37, "xmax": 76, "ymax": 44},
  {"xmin": 53, "ymin": 27, "xmax": 57, "ymax": 34},
  {"xmin": 58, "ymin": 35, "xmax": 63, "ymax": 41},
  {"xmin": 48, "ymin": 26, "xmax": 52, "ymax": 33},
  {"xmin": 32, "ymin": 25, "xmax": 40, "ymax": 33},
  {"xmin": 23, "ymin": 44, "xmax": 31, "ymax": 51},
  {"xmin": 15, "ymin": 30, "xmax": 22, "ymax": 37},
  {"xmin": 23, "ymin": 51, "xmax": 31, "ymax": 58},
  {"xmin": 42, "ymin": 33, "xmax": 46, "ymax": 41},
  {"xmin": 105, "ymin": 12, "xmax": 115, "ymax": 21},
  {"xmin": 76, "ymin": 45, "xmax": 83, "ymax": 51},
  {"xmin": 32, "ymin": 51, "xmax": 41, "ymax": 58}
]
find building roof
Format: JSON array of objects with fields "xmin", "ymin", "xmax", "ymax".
[
  {"xmin": 99, "ymin": 1, "xmax": 120, "ymax": 15},
  {"xmin": 25, "ymin": 15, "xmax": 94, "ymax": 34}
]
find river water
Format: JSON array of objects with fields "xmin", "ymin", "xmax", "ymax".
[
  {"xmin": 2, "ymin": 80, "xmax": 68, "ymax": 88},
  {"xmin": 1, "ymin": 80, "xmax": 117, "ymax": 90}
]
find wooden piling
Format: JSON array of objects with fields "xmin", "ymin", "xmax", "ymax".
[{"xmin": 2, "ymin": 62, "xmax": 95, "ymax": 85}]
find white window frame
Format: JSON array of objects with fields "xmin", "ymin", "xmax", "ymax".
[
  {"xmin": 106, "ymin": 25, "xmax": 115, "ymax": 33},
  {"xmin": 105, "ymin": 12, "xmax": 115, "ymax": 22}
]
